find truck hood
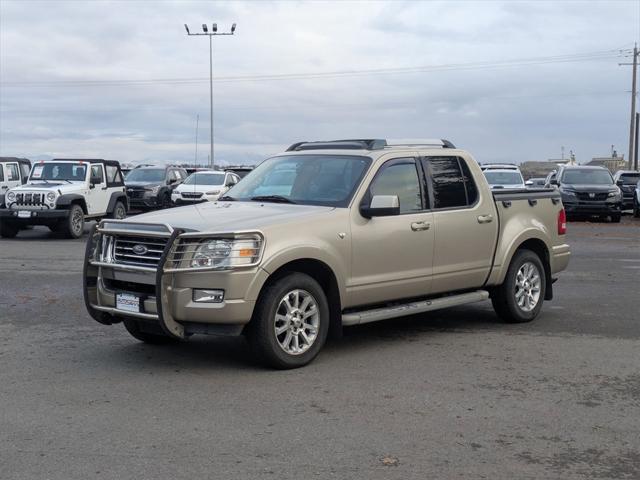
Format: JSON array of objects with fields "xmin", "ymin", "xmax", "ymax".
[
  {"xmin": 125, "ymin": 181, "xmax": 162, "ymax": 189},
  {"xmin": 9, "ymin": 182, "xmax": 84, "ymax": 194},
  {"xmin": 120, "ymin": 201, "xmax": 335, "ymax": 232}
]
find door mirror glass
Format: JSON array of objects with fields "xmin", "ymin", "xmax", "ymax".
[{"xmin": 360, "ymin": 195, "xmax": 400, "ymax": 218}]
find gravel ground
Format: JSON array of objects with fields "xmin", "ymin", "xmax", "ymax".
[{"xmin": 1, "ymin": 216, "xmax": 639, "ymax": 479}]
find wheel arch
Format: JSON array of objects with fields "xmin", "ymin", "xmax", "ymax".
[
  {"xmin": 57, "ymin": 194, "xmax": 88, "ymax": 214},
  {"xmin": 106, "ymin": 191, "xmax": 129, "ymax": 214},
  {"xmin": 495, "ymin": 236, "xmax": 553, "ymax": 301},
  {"xmin": 258, "ymin": 258, "xmax": 343, "ymax": 339}
]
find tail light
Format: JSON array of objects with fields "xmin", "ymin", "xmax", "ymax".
[{"xmin": 557, "ymin": 208, "xmax": 567, "ymax": 235}]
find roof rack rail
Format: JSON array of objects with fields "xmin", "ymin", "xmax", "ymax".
[
  {"xmin": 286, "ymin": 138, "xmax": 456, "ymax": 152},
  {"xmin": 286, "ymin": 139, "xmax": 387, "ymax": 151},
  {"xmin": 385, "ymin": 139, "xmax": 456, "ymax": 149}
]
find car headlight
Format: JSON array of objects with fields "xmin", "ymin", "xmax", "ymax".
[
  {"xmin": 145, "ymin": 185, "xmax": 160, "ymax": 194},
  {"xmin": 561, "ymin": 189, "xmax": 576, "ymax": 198},
  {"xmin": 166, "ymin": 234, "xmax": 263, "ymax": 271},
  {"xmin": 205, "ymin": 190, "xmax": 220, "ymax": 195},
  {"xmin": 6, "ymin": 191, "xmax": 16, "ymax": 201},
  {"xmin": 46, "ymin": 192, "xmax": 56, "ymax": 202}
]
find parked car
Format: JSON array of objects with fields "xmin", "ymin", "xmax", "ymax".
[
  {"xmin": 171, "ymin": 170, "xmax": 240, "ymax": 205},
  {"xmin": 547, "ymin": 165, "xmax": 622, "ymax": 222},
  {"xmin": 480, "ymin": 163, "xmax": 520, "ymax": 171},
  {"xmin": 84, "ymin": 138, "xmax": 570, "ymax": 369},
  {"xmin": 0, "ymin": 157, "xmax": 31, "ymax": 207},
  {"xmin": 124, "ymin": 165, "xmax": 188, "ymax": 210},
  {"xmin": 483, "ymin": 168, "xmax": 526, "ymax": 189},
  {"xmin": 634, "ymin": 180, "xmax": 640, "ymax": 218},
  {"xmin": 225, "ymin": 166, "xmax": 254, "ymax": 179},
  {"xmin": 0, "ymin": 159, "xmax": 128, "ymax": 238},
  {"xmin": 525, "ymin": 177, "xmax": 547, "ymax": 188},
  {"xmin": 612, "ymin": 170, "xmax": 640, "ymax": 210}
]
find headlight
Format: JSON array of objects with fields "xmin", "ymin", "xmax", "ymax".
[
  {"xmin": 46, "ymin": 192, "xmax": 56, "ymax": 202},
  {"xmin": 166, "ymin": 234, "xmax": 263, "ymax": 271},
  {"xmin": 6, "ymin": 191, "xmax": 16, "ymax": 201},
  {"xmin": 561, "ymin": 189, "xmax": 576, "ymax": 197},
  {"xmin": 205, "ymin": 190, "xmax": 220, "ymax": 195},
  {"xmin": 145, "ymin": 185, "xmax": 160, "ymax": 194},
  {"xmin": 607, "ymin": 189, "xmax": 621, "ymax": 199}
]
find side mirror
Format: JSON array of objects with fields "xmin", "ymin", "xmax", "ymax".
[
  {"xmin": 616, "ymin": 179, "xmax": 624, "ymax": 186},
  {"xmin": 360, "ymin": 195, "xmax": 400, "ymax": 218},
  {"xmin": 225, "ymin": 180, "xmax": 236, "ymax": 188},
  {"xmin": 168, "ymin": 178, "xmax": 177, "ymax": 185},
  {"xmin": 525, "ymin": 180, "xmax": 533, "ymax": 186},
  {"xmin": 550, "ymin": 178, "xmax": 558, "ymax": 186}
]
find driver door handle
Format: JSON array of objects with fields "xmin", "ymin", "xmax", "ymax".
[
  {"xmin": 477, "ymin": 214, "xmax": 493, "ymax": 224},
  {"xmin": 411, "ymin": 221, "xmax": 431, "ymax": 231}
]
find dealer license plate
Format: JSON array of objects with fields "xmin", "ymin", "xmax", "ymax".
[
  {"xmin": 116, "ymin": 293, "xmax": 141, "ymax": 313},
  {"xmin": 17, "ymin": 211, "xmax": 31, "ymax": 218}
]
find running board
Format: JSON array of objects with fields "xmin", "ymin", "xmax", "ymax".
[{"xmin": 341, "ymin": 290, "xmax": 490, "ymax": 326}]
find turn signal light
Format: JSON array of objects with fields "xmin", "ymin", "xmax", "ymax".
[{"xmin": 557, "ymin": 209, "xmax": 567, "ymax": 235}]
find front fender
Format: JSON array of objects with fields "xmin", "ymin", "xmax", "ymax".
[
  {"xmin": 106, "ymin": 191, "xmax": 128, "ymax": 213},
  {"xmin": 56, "ymin": 193, "xmax": 86, "ymax": 210},
  {"xmin": 260, "ymin": 243, "xmax": 348, "ymax": 307}
]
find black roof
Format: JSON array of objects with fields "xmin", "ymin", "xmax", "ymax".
[
  {"xmin": 0, "ymin": 157, "xmax": 31, "ymax": 166},
  {"xmin": 53, "ymin": 158, "xmax": 122, "ymax": 167}
]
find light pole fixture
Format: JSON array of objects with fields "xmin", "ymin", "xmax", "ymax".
[{"xmin": 184, "ymin": 22, "xmax": 236, "ymax": 169}]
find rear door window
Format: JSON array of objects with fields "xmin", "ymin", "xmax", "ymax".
[
  {"xmin": 0, "ymin": 165, "xmax": 4, "ymax": 182},
  {"xmin": 424, "ymin": 157, "xmax": 476, "ymax": 209}
]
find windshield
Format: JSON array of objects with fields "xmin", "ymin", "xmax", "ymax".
[
  {"xmin": 30, "ymin": 162, "xmax": 87, "ymax": 181},
  {"xmin": 125, "ymin": 168, "xmax": 165, "ymax": 183},
  {"xmin": 561, "ymin": 169, "xmax": 613, "ymax": 185},
  {"xmin": 484, "ymin": 171, "xmax": 523, "ymax": 185},
  {"xmin": 224, "ymin": 155, "xmax": 371, "ymax": 207},
  {"xmin": 619, "ymin": 173, "xmax": 640, "ymax": 185},
  {"xmin": 183, "ymin": 172, "xmax": 225, "ymax": 186}
]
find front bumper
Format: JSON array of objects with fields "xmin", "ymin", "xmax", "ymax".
[
  {"xmin": 127, "ymin": 195, "xmax": 161, "ymax": 208},
  {"xmin": 562, "ymin": 201, "xmax": 621, "ymax": 215},
  {"xmin": 83, "ymin": 224, "xmax": 268, "ymax": 339},
  {"xmin": 0, "ymin": 207, "xmax": 70, "ymax": 225}
]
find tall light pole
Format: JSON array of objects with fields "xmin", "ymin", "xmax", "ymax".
[{"xmin": 185, "ymin": 22, "xmax": 236, "ymax": 169}]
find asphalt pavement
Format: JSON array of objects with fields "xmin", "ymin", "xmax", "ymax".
[{"xmin": 1, "ymin": 217, "xmax": 639, "ymax": 479}]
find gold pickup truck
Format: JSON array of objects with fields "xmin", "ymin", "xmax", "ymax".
[{"xmin": 83, "ymin": 139, "xmax": 570, "ymax": 368}]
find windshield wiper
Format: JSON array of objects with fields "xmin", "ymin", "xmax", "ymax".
[
  {"xmin": 250, "ymin": 195, "xmax": 296, "ymax": 204},
  {"xmin": 218, "ymin": 195, "xmax": 236, "ymax": 201}
]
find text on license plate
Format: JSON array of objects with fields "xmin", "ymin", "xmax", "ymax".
[{"xmin": 116, "ymin": 293, "xmax": 141, "ymax": 313}]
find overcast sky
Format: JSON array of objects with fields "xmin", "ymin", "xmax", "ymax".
[{"xmin": 1, "ymin": 0, "xmax": 639, "ymax": 166}]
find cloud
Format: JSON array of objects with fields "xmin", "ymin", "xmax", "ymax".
[{"xmin": 0, "ymin": 0, "xmax": 639, "ymax": 166}]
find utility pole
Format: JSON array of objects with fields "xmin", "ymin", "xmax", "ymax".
[
  {"xmin": 621, "ymin": 44, "xmax": 638, "ymax": 170},
  {"xmin": 194, "ymin": 114, "xmax": 199, "ymax": 166},
  {"xmin": 185, "ymin": 22, "xmax": 236, "ymax": 169}
]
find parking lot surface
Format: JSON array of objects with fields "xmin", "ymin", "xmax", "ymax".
[{"xmin": 1, "ymin": 217, "xmax": 639, "ymax": 479}]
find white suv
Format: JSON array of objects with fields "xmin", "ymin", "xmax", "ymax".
[
  {"xmin": 171, "ymin": 170, "xmax": 240, "ymax": 205},
  {"xmin": 0, "ymin": 159, "xmax": 128, "ymax": 238},
  {"xmin": 0, "ymin": 158, "xmax": 31, "ymax": 206}
]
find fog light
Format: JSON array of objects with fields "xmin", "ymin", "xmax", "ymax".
[{"xmin": 193, "ymin": 289, "xmax": 224, "ymax": 303}]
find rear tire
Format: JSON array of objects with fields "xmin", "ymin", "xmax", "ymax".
[
  {"xmin": 0, "ymin": 220, "xmax": 19, "ymax": 238},
  {"xmin": 247, "ymin": 272, "xmax": 329, "ymax": 369},
  {"xmin": 122, "ymin": 319, "xmax": 181, "ymax": 345},
  {"xmin": 634, "ymin": 202, "xmax": 640, "ymax": 218},
  {"xmin": 491, "ymin": 249, "xmax": 546, "ymax": 324},
  {"xmin": 62, "ymin": 204, "xmax": 85, "ymax": 238}
]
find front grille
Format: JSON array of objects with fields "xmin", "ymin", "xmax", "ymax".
[
  {"xmin": 181, "ymin": 192, "xmax": 203, "ymax": 199},
  {"xmin": 577, "ymin": 192, "xmax": 608, "ymax": 201},
  {"xmin": 15, "ymin": 192, "xmax": 46, "ymax": 206},
  {"xmin": 126, "ymin": 189, "xmax": 145, "ymax": 199},
  {"xmin": 113, "ymin": 236, "xmax": 169, "ymax": 268}
]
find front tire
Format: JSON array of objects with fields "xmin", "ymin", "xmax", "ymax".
[
  {"xmin": 491, "ymin": 249, "xmax": 546, "ymax": 323},
  {"xmin": 62, "ymin": 204, "xmax": 85, "ymax": 238},
  {"xmin": 610, "ymin": 213, "xmax": 621, "ymax": 223},
  {"xmin": 0, "ymin": 220, "xmax": 19, "ymax": 238},
  {"xmin": 248, "ymin": 273, "xmax": 329, "ymax": 369},
  {"xmin": 110, "ymin": 200, "xmax": 127, "ymax": 219},
  {"xmin": 122, "ymin": 319, "xmax": 181, "ymax": 344}
]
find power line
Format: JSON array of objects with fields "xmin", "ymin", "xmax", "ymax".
[{"xmin": 0, "ymin": 48, "xmax": 629, "ymax": 88}]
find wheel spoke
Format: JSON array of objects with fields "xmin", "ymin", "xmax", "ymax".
[
  {"xmin": 302, "ymin": 306, "xmax": 317, "ymax": 320},
  {"xmin": 292, "ymin": 334, "xmax": 299, "ymax": 352},
  {"xmin": 300, "ymin": 331, "xmax": 311, "ymax": 345},
  {"xmin": 282, "ymin": 331, "xmax": 292, "ymax": 349}
]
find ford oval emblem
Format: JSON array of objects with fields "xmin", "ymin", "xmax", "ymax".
[{"xmin": 132, "ymin": 244, "xmax": 148, "ymax": 255}]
